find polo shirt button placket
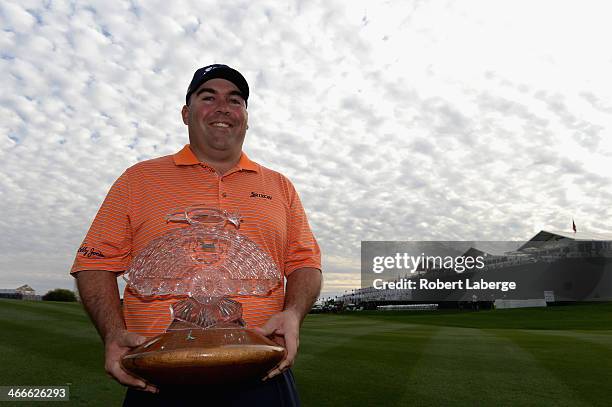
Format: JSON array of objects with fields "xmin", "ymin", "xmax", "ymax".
[{"xmin": 219, "ymin": 175, "xmax": 226, "ymax": 201}]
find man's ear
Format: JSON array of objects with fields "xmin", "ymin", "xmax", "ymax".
[{"xmin": 181, "ymin": 105, "xmax": 189, "ymax": 125}]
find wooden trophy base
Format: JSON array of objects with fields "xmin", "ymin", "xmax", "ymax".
[{"xmin": 121, "ymin": 328, "xmax": 284, "ymax": 386}]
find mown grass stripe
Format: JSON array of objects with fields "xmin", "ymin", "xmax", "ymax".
[
  {"xmin": 348, "ymin": 303, "xmax": 612, "ymax": 330},
  {"xmin": 500, "ymin": 329, "xmax": 612, "ymax": 407},
  {"xmin": 404, "ymin": 326, "xmax": 583, "ymax": 407},
  {"xmin": 296, "ymin": 317, "xmax": 437, "ymax": 406},
  {"xmin": 521, "ymin": 329, "xmax": 612, "ymax": 351}
]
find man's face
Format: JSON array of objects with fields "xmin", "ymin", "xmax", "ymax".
[{"xmin": 181, "ymin": 78, "xmax": 248, "ymax": 162}]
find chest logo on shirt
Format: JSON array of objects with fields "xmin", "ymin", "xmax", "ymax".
[
  {"xmin": 77, "ymin": 245, "xmax": 105, "ymax": 258},
  {"xmin": 250, "ymin": 191, "xmax": 272, "ymax": 200}
]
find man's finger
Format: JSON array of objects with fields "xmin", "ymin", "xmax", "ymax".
[
  {"xmin": 263, "ymin": 345, "xmax": 295, "ymax": 381},
  {"xmin": 141, "ymin": 385, "xmax": 159, "ymax": 394},
  {"xmin": 268, "ymin": 333, "xmax": 286, "ymax": 348},
  {"xmin": 111, "ymin": 363, "xmax": 158, "ymax": 393},
  {"xmin": 283, "ymin": 332, "xmax": 298, "ymax": 364},
  {"xmin": 263, "ymin": 354, "xmax": 294, "ymax": 381},
  {"xmin": 252, "ymin": 324, "xmax": 276, "ymax": 337},
  {"xmin": 119, "ymin": 332, "xmax": 147, "ymax": 348},
  {"xmin": 111, "ymin": 365, "xmax": 147, "ymax": 389},
  {"xmin": 263, "ymin": 366, "xmax": 283, "ymax": 381},
  {"xmin": 107, "ymin": 358, "xmax": 158, "ymax": 393}
]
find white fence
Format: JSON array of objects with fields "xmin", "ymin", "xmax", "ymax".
[{"xmin": 377, "ymin": 304, "xmax": 438, "ymax": 311}]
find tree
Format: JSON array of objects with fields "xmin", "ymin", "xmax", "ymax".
[{"xmin": 42, "ymin": 288, "xmax": 77, "ymax": 302}]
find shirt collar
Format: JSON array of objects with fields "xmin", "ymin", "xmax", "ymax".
[{"xmin": 173, "ymin": 144, "xmax": 258, "ymax": 172}]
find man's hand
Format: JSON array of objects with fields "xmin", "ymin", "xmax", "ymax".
[
  {"xmin": 76, "ymin": 271, "xmax": 157, "ymax": 392},
  {"xmin": 253, "ymin": 309, "xmax": 301, "ymax": 381},
  {"xmin": 104, "ymin": 330, "xmax": 158, "ymax": 393},
  {"xmin": 254, "ymin": 267, "xmax": 321, "ymax": 381}
]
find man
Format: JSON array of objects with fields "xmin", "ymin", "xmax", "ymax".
[{"xmin": 71, "ymin": 64, "xmax": 322, "ymax": 405}]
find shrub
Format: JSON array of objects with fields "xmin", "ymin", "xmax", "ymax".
[{"xmin": 42, "ymin": 288, "xmax": 77, "ymax": 302}]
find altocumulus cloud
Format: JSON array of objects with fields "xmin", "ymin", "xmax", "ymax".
[{"xmin": 1, "ymin": 0, "xmax": 612, "ymax": 297}]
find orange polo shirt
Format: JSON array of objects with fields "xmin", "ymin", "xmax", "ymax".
[{"xmin": 71, "ymin": 145, "xmax": 321, "ymax": 338}]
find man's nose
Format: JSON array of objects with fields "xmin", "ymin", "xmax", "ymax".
[{"xmin": 215, "ymin": 98, "xmax": 231, "ymax": 114}]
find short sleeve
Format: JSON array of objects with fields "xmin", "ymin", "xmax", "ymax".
[
  {"xmin": 70, "ymin": 171, "xmax": 133, "ymax": 274},
  {"xmin": 284, "ymin": 182, "xmax": 321, "ymax": 275}
]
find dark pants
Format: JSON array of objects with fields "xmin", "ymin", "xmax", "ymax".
[{"xmin": 123, "ymin": 370, "xmax": 300, "ymax": 406}]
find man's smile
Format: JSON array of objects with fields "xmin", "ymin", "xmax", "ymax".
[{"xmin": 210, "ymin": 121, "xmax": 232, "ymax": 128}]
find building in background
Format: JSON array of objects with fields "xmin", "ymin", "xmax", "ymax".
[{"xmin": 0, "ymin": 284, "xmax": 41, "ymax": 300}]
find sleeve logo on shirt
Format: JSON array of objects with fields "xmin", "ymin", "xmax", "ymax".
[
  {"xmin": 77, "ymin": 245, "xmax": 105, "ymax": 258},
  {"xmin": 250, "ymin": 192, "xmax": 272, "ymax": 200}
]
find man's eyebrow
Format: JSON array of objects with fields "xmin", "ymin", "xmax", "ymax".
[
  {"xmin": 195, "ymin": 88, "xmax": 245, "ymax": 100},
  {"xmin": 195, "ymin": 87, "xmax": 217, "ymax": 96},
  {"xmin": 228, "ymin": 90, "xmax": 245, "ymax": 99}
]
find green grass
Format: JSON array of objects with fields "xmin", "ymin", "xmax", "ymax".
[
  {"xmin": 1, "ymin": 299, "xmax": 611, "ymax": 406},
  {"xmin": 0, "ymin": 299, "xmax": 124, "ymax": 406},
  {"xmin": 296, "ymin": 304, "xmax": 612, "ymax": 406}
]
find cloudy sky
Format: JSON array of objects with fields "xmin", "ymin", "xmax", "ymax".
[{"xmin": 1, "ymin": 0, "xmax": 611, "ymax": 298}]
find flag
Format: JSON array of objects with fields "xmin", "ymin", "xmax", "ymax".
[{"xmin": 572, "ymin": 219, "xmax": 577, "ymax": 233}]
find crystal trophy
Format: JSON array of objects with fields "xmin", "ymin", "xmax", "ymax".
[{"xmin": 120, "ymin": 205, "xmax": 284, "ymax": 386}]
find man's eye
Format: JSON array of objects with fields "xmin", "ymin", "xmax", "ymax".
[
  {"xmin": 202, "ymin": 96, "xmax": 214, "ymax": 101},
  {"xmin": 229, "ymin": 98, "xmax": 243, "ymax": 105}
]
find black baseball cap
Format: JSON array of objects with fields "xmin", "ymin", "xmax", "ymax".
[{"xmin": 185, "ymin": 64, "xmax": 249, "ymax": 106}]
